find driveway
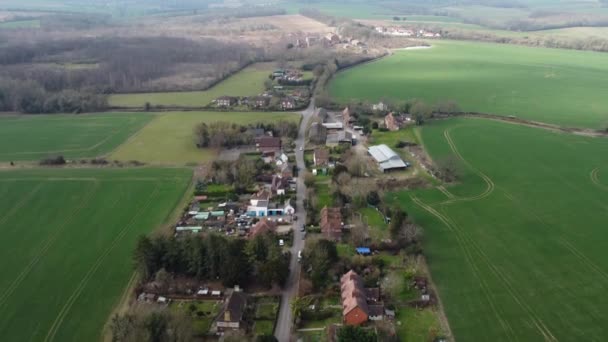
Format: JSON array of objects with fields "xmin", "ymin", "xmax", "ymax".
[{"xmin": 274, "ymin": 100, "xmax": 316, "ymax": 341}]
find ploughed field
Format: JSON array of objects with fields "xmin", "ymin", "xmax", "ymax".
[
  {"xmin": 330, "ymin": 40, "xmax": 608, "ymax": 128},
  {"xmin": 108, "ymin": 63, "xmax": 271, "ymax": 108},
  {"xmin": 110, "ymin": 111, "xmax": 300, "ymax": 165},
  {"xmin": 389, "ymin": 118, "xmax": 608, "ymax": 341},
  {"xmin": 0, "ymin": 168, "xmax": 191, "ymax": 341},
  {"xmin": 0, "ymin": 113, "xmax": 152, "ymax": 161}
]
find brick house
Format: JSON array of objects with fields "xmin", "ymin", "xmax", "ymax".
[
  {"xmin": 384, "ymin": 112, "xmax": 412, "ymax": 131},
  {"xmin": 341, "ymin": 270, "xmax": 384, "ymax": 325},
  {"xmin": 320, "ymin": 207, "xmax": 342, "ymax": 241}
]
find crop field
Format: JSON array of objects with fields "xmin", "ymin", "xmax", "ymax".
[
  {"xmin": 388, "ymin": 118, "xmax": 608, "ymax": 341},
  {"xmin": 0, "ymin": 19, "xmax": 40, "ymax": 29},
  {"xmin": 110, "ymin": 111, "xmax": 300, "ymax": 165},
  {"xmin": 109, "ymin": 63, "xmax": 273, "ymax": 108},
  {"xmin": 330, "ymin": 40, "xmax": 608, "ymax": 128},
  {"xmin": 0, "ymin": 167, "xmax": 191, "ymax": 341},
  {"xmin": 0, "ymin": 113, "xmax": 153, "ymax": 162}
]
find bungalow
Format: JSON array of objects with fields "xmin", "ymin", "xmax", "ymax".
[
  {"xmin": 280, "ymin": 97, "xmax": 297, "ymax": 110},
  {"xmin": 216, "ymin": 96, "xmax": 238, "ymax": 107},
  {"xmin": 320, "ymin": 206, "xmax": 343, "ymax": 241},
  {"xmin": 216, "ymin": 291, "xmax": 247, "ymax": 330},
  {"xmin": 255, "ymin": 136, "xmax": 282, "ymax": 155},
  {"xmin": 250, "ymin": 219, "xmax": 278, "ymax": 237}
]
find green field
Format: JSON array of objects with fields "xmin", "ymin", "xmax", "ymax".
[
  {"xmin": 0, "ymin": 113, "xmax": 153, "ymax": 162},
  {"xmin": 110, "ymin": 111, "xmax": 300, "ymax": 165},
  {"xmin": 0, "ymin": 167, "xmax": 191, "ymax": 341},
  {"xmin": 109, "ymin": 64, "xmax": 272, "ymax": 108},
  {"xmin": 389, "ymin": 118, "xmax": 608, "ymax": 340},
  {"xmin": 330, "ymin": 40, "xmax": 608, "ymax": 128},
  {"xmin": 0, "ymin": 19, "xmax": 40, "ymax": 29}
]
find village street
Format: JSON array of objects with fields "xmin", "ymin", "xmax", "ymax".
[{"xmin": 274, "ymin": 99, "xmax": 315, "ymax": 342}]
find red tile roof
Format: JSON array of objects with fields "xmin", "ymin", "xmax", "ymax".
[{"xmin": 320, "ymin": 207, "xmax": 342, "ymax": 240}]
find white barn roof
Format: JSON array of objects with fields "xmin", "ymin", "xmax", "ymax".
[
  {"xmin": 368, "ymin": 144, "xmax": 407, "ymax": 171},
  {"xmin": 322, "ymin": 122, "xmax": 344, "ymax": 129}
]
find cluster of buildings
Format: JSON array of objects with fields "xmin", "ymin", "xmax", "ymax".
[
  {"xmin": 374, "ymin": 26, "xmax": 442, "ymax": 38},
  {"xmin": 289, "ymin": 32, "xmax": 366, "ymax": 50},
  {"xmin": 309, "ymin": 108, "xmax": 358, "ymax": 148},
  {"xmin": 213, "ymin": 67, "xmax": 311, "ymax": 111},
  {"xmin": 213, "ymin": 91, "xmax": 307, "ymax": 111},
  {"xmin": 175, "ymin": 132, "xmax": 298, "ymax": 237}
]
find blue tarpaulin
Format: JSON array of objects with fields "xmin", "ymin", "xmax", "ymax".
[{"xmin": 356, "ymin": 247, "xmax": 371, "ymax": 255}]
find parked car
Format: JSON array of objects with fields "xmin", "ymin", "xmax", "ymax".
[
  {"xmin": 298, "ymin": 250, "xmax": 302, "ymax": 261},
  {"xmin": 300, "ymin": 224, "xmax": 305, "ymax": 232},
  {"xmin": 279, "ymin": 239, "xmax": 284, "ymax": 246}
]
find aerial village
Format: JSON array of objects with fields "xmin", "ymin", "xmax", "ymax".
[
  {"xmin": 131, "ymin": 99, "xmax": 443, "ymax": 341},
  {"xmin": 374, "ymin": 26, "xmax": 442, "ymax": 38}
]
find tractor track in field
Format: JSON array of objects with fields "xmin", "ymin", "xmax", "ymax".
[
  {"xmin": 590, "ymin": 167, "xmax": 608, "ymax": 191},
  {"xmin": 501, "ymin": 187, "xmax": 608, "ymax": 286},
  {"xmin": 0, "ymin": 183, "xmax": 43, "ymax": 228},
  {"xmin": 412, "ymin": 196, "xmax": 559, "ymax": 341},
  {"xmin": 439, "ymin": 127, "xmax": 496, "ymax": 205},
  {"xmin": 44, "ymin": 184, "xmax": 161, "ymax": 342},
  {"xmin": 411, "ymin": 196, "xmax": 518, "ymax": 341},
  {"xmin": 0, "ymin": 180, "xmax": 100, "ymax": 310}
]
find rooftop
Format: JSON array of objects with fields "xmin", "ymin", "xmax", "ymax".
[{"xmin": 368, "ymin": 144, "xmax": 407, "ymax": 171}]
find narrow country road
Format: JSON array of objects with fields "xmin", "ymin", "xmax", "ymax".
[{"xmin": 274, "ymin": 99, "xmax": 315, "ymax": 342}]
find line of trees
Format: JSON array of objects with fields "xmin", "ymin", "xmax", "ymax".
[
  {"xmin": 194, "ymin": 120, "xmax": 298, "ymax": 148},
  {"xmin": 0, "ymin": 79, "xmax": 107, "ymax": 113},
  {"xmin": 133, "ymin": 232, "xmax": 290, "ymax": 288}
]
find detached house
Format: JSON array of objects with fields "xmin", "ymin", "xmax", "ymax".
[
  {"xmin": 384, "ymin": 112, "xmax": 412, "ymax": 131},
  {"xmin": 313, "ymin": 148, "xmax": 330, "ymax": 175},
  {"xmin": 247, "ymin": 189, "xmax": 271, "ymax": 217},
  {"xmin": 216, "ymin": 291, "xmax": 247, "ymax": 330},
  {"xmin": 280, "ymin": 97, "xmax": 296, "ymax": 110},
  {"xmin": 250, "ymin": 96, "xmax": 270, "ymax": 108},
  {"xmin": 341, "ymin": 270, "xmax": 384, "ymax": 326},
  {"xmin": 255, "ymin": 136, "xmax": 282, "ymax": 155},
  {"xmin": 320, "ymin": 207, "xmax": 343, "ymax": 241},
  {"xmin": 216, "ymin": 96, "xmax": 238, "ymax": 107}
]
